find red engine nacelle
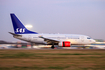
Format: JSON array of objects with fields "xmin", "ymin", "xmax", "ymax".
[{"xmin": 58, "ymin": 41, "xmax": 71, "ymax": 47}]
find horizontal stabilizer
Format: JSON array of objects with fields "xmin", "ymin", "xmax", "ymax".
[{"xmin": 9, "ymin": 32, "xmax": 22, "ymax": 36}]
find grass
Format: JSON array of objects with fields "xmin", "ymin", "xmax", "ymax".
[{"xmin": 0, "ymin": 49, "xmax": 105, "ymax": 70}]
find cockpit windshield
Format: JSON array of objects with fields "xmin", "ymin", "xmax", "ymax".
[{"xmin": 87, "ymin": 37, "xmax": 91, "ymax": 39}]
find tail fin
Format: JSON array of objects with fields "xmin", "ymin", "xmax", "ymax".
[{"xmin": 10, "ymin": 13, "xmax": 38, "ymax": 34}]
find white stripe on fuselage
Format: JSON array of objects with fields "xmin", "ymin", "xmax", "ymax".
[{"xmin": 14, "ymin": 34, "xmax": 95, "ymax": 45}]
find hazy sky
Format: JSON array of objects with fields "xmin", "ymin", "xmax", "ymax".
[{"xmin": 0, "ymin": 0, "xmax": 105, "ymax": 42}]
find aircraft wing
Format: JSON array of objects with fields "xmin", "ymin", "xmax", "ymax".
[{"xmin": 39, "ymin": 36, "xmax": 60, "ymax": 44}]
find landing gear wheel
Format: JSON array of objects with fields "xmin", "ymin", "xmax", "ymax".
[{"xmin": 51, "ymin": 45, "xmax": 54, "ymax": 49}]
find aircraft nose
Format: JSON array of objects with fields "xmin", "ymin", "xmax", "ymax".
[{"xmin": 92, "ymin": 39, "xmax": 96, "ymax": 43}]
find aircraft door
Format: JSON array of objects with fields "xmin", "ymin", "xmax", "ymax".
[
  {"xmin": 28, "ymin": 35, "xmax": 32, "ymax": 41},
  {"xmin": 80, "ymin": 36, "xmax": 84, "ymax": 42}
]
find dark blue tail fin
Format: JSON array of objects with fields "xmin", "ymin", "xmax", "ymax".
[{"xmin": 10, "ymin": 13, "xmax": 38, "ymax": 34}]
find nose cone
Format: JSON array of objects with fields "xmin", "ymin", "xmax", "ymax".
[{"xmin": 92, "ymin": 39, "xmax": 96, "ymax": 43}]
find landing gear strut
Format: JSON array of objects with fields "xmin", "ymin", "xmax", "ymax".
[
  {"xmin": 51, "ymin": 45, "xmax": 54, "ymax": 49},
  {"xmin": 51, "ymin": 43, "xmax": 54, "ymax": 49}
]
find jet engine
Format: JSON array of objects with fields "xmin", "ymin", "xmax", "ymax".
[{"xmin": 58, "ymin": 41, "xmax": 71, "ymax": 47}]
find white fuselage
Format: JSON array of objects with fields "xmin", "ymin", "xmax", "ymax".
[{"xmin": 14, "ymin": 34, "xmax": 96, "ymax": 45}]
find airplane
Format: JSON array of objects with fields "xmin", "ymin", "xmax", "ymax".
[{"xmin": 9, "ymin": 13, "xmax": 96, "ymax": 49}]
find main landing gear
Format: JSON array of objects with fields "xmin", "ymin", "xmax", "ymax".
[
  {"xmin": 51, "ymin": 43, "xmax": 54, "ymax": 49},
  {"xmin": 51, "ymin": 45, "xmax": 54, "ymax": 49}
]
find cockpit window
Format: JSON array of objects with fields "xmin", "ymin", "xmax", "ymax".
[{"xmin": 87, "ymin": 37, "xmax": 91, "ymax": 39}]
